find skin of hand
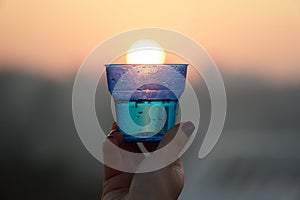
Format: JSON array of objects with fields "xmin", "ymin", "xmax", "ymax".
[{"xmin": 101, "ymin": 121, "xmax": 195, "ymax": 200}]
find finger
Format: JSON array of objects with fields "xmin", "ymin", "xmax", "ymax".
[
  {"xmin": 140, "ymin": 122, "xmax": 192, "ymax": 153},
  {"xmin": 111, "ymin": 122, "xmax": 118, "ymax": 131},
  {"xmin": 135, "ymin": 121, "xmax": 195, "ymax": 172},
  {"xmin": 103, "ymin": 123, "xmax": 143, "ymax": 181},
  {"xmin": 141, "ymin": 142, "xmax": 160, "ymax": 152},
  {"xmin": 159, "ymin": 121, "xmax": 194, "ymax": 159},
  {"xmin": 157, "ymin": 123, "xmax": 181, "ymax": 149},
  {"xmin": 103, "ymin": 131, "xmax": 124, "ymax": 181},
  {"xmin": 141, "ymin": 123, "xmax": 190, "ymax": 153},
  {"xmin": 158, "ymin": 121, "xmax": 195, "ymax": 152},
  {"xmin": 109, "ymin": 122, "xmax": 141, "ymax": 153},
  {"xmin": 103, "ymin": 123, "xmax": 129, "ymax": 181}
]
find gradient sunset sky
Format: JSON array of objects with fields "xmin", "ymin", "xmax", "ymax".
[{"xmin": 0, "ymin": 0, "xmax": 299, "ymax": 82}]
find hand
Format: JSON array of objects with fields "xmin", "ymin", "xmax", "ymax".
[{"xmin": 101, "ymin": 121, "xmax": 195, "ymax": 200}]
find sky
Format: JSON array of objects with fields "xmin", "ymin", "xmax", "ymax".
[{"xmin": 0, "ymin": 0, "xmax": 299, "ymax": 82}]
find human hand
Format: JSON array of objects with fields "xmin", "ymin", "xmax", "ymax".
[{"xmin": 101, "ymin": 121, "xmax": 195, "ymax": 200}]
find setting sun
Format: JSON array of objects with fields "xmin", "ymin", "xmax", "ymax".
[{"xmin": 126, "ymin": 40, "xmax": 166, "ymax": 64}]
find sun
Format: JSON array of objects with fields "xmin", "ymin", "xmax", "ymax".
[{"xmin": 126, "ymin": 40, "xmax": 166, "ymax": 64}]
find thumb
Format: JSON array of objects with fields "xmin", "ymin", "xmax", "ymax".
[
  {"xmin": 158, "ymin": 121, "xmax": 195, "ymax": 152},
  {"xmin": 135, "ymin": 121, "xmax": 195, "ymax": 173}
]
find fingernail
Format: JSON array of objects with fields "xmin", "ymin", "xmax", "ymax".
[
  {"xmin": 107, "ymin": 135, "xmax": 118, "ymax": 145},
  {"xmin": 182, "ymin": 121, "xmax": 195, "ymax": 136},
  {"xmin": 107, "ymin": 135, "xmax": 114, "ymax": 139}
]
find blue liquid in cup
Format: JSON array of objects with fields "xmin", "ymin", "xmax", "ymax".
[
  {"xmin": 106, "ymin": 64, "xmax": 187, "ymax": 142},
  {"xmin": 116, "ymin": 100, "xmax": 178, "ymax": 142}
]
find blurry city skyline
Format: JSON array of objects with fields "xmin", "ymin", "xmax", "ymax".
[{"xmin": 1, "ymin": 1, "xmax": 300, "ymax": 199}]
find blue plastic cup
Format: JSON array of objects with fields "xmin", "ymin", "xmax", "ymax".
[{"xmin": 106, "ymin": 64, "xmax": 188, "ymax": 142}]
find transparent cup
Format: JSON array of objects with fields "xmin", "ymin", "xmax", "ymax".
[{"xmin": 106, "ymin": 64, "xmax": 188, "ymax": 142}]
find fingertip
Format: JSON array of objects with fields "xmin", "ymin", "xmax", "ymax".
[
  {"xmin": 110, "ymin": 122, "xmax": 118, "ymax": 133},
  {"xmin": 157, "ymin": 123, "xmax": 181, "ymax": 148},
  {"xmin": 107, "ymin": 135, "xmax": 119, "ymax": 146},
  {"xmin": 181, "ymin": 121, "xmax": 195, "ymax": 136},
  {"xmin": 158, "ymin": 121, "xmax": 194, "ymax": 150},
  {"xmin": 108, "ymin": 131, "xmax": 123, "ymax": 146}
]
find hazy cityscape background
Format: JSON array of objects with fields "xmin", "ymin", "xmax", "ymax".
[
  {"xmin": 1, "ymin": 0, "xmax": 300, "ymax": 199},
  {"xmin": 1, "ymin": 67, "xmax": 299, "ymax": 200}
]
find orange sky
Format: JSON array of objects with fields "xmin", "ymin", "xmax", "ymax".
[{"xmin": 0, "ymin": 0, "xmax": 299, "ymax": 82}]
